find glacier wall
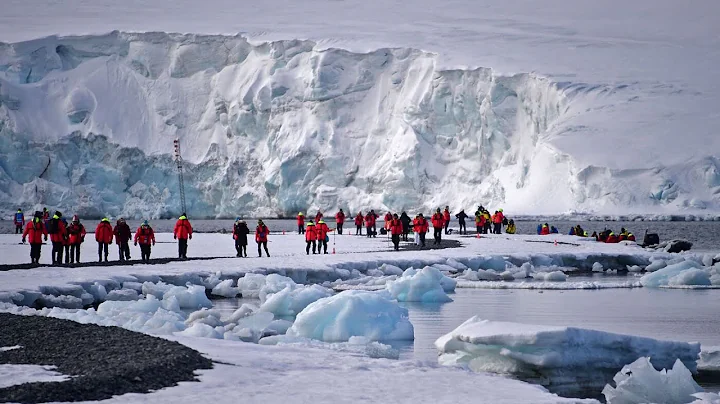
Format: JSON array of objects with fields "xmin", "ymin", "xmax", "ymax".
[{"xmin": 0, "ymin": 31, "xmax": 717, "ymax": 218}]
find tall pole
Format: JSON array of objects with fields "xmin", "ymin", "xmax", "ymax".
[{"xmin": 173, "ymin": 138, "xmax": 187, "ymax": 215}]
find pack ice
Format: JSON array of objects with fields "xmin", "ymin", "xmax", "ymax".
[
  {"xmin": 1, "ymin": 30, "xmax": 719, "ymax": 218},
  {"xmin": 435, "ymin": 316, "xmax": 701, "ymax": 397}
]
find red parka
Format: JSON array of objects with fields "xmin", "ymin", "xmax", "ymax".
[
  {"xmin": 413, "ymin": 217, "xmax": 429, "ymax": 233},
  {"xmin": 23, "ymin": 219, "xmax": 48, "ymax": 244},
  {"xmin": 297, "ymin": 214, "xmax": 305, "ymax": 225},
  {"xmin": 49, "ymin": 216, "xmax": 67, "ymax": 243},
  {"xmin": 389, "ymin": 218, "xmax": 403, "ymax": 235},
  {"xmin": 540, "ymin": 225, "xmax": 550, "ymax": 235},
  {"xmin": 605, "ymin": 233, "xmax": 620, "ymax": 243},
  {"xmin": 316, "ymin": 221, "xmax": 330, "ymax": 241},
  {"xmin": 364, "ymin": 214, "xmax": 376, "ymax": 227},
  {"xmin": 431, "ymin": 213, "xmax": 444, "ymax": 228},
  {"xmin": 335, "ymin": 211, "xmax": 345, "ymax": 224},
  {"xmin": 114, "ymin": 222, "xmax": 132, "ymax": 244},
  {"xmin": 67, "ymin": 222, "xmax": 86, "ymax": 244},
  {"xmin": 305, "ymin": 224, "xmax": 317, "ymax": 241},
  {"xmin": 354, "ymin": 214, "xmax": 363, "ymax": 226},
  {"xmin": 256, "ymin": 225, "xmax": 270, "ymax": 243},
  {"xmin": 443, "ymin": 209, "xmax": 451, "ymax": 224},
  {"xmin": 174, "ymin": 217, "xmax": 193, "ymax": 240},
  {"xmin": 134, "ymin": 226, "xmax": 155, "ymax": 245},
  {"xmin": 95, "ymin": 220, "xmax": 114, "ymax": 243}
]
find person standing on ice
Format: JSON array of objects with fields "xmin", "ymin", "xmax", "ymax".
[
  {"xmin": 305, "ymin": 221, "xmax": 317, "ymax": 254},
  {"xmin": 443, "ymin": 206, "xmax": 451, "ymax": 234},
  {"xmin": 389, "ymin": 213, "xmax": 403, "ymax": 251},
  {"xmin": 232, "ymin": 218, "xmax": 250, "ymax": 257},
  {"xmin": 47, "ymin": 211, "xmax": 67, "ymax": 264},
  {"xmin": 354, "ymin": 212, "xmax": 364, "ymax": 235},
  {"xmin": 134, "ymin": 220, "xmax": 155, "ymax": 263},
  {"xmin": 255, "ymin": 219, "xmax": 270, "ymax": 257},
  {"xmin": 365, "ymin": 211, "xmax": 377, "ymax": 238},
  {"xmin": 400, "ymin": 212, "xmax": 411, "ymax": 242},
  {"xmin": 316, "ymin": 219, "xmax": 330, "ymax": 254},
  {"xmin": 455, "ymin": 210, "xmax": 468, "ymax": 235},
  {"xmin": 483, "ymin": 210, "xmax": 492, "ymax": 234},
  {"xmin": 492, "ymin": 211, "xmax": 503, "ymax": 234},
  {"xmin": 315, "ymin": 211, "xmax": 323, "ymax": 225},
  {"xmin": 95, "ymin": 218, "xmax": 113, "ymax": 262},
  {"xmin": 22, "ymin": 211, "xmax": 48, "ymax": 264},
  {"xmin": 174, "ymin": 213, "xmax": 193, "ymax": 259},
  {"xmin": 61, "ymin": 218, "xmax": 71, "ymax": 264},
  {"xmin": 413, "ymin": 213, "xmax": 429, "ymax": 248},
  {"xmin": 431, "ymin": 208, "xmax": 444, "ymax": 245},
  {"xmin": 297, "ymin": 212, "xmax": 305, "ymax": 234},
  {"xmin": 335, "ymin": 209, "xmax": 346, "ymax": 235},
  {"xmin": 14, "ymin": 209, "xmax": 24, "ymax": 234},
  {"xmin": 113, "ymin": 218, "xmax": 132, "ymax": 261},
  {"xmin": 384, "ymin": 212, "xmax": 393, "ymax": 231},
  {"xmin": 66, "ymin": 215, "xmax": 86, "ymax": 264},
  {"xmin": 42, "ymin": 207, "xmax": 49, "ymax": 227}
]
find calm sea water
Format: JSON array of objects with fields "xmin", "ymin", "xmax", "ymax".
[{"xmin": 4, "ymin": 219, "xmax": 718, "ymax": 251}]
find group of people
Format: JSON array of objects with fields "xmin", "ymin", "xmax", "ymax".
[
  {"xmin": 232, "ymin": 218, "xmax": 271, "ymax": 257},
  {"xmin": 17, "ymin": 208, "xmax": 200, "ymax": 264},
  {"xmin": 592, "ymin": 228, "xmax": 636, "ymax": 243}
]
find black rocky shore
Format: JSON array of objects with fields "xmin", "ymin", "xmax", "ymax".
[{"xmin": 0, "ymin": 313, "xmax": 213, "ymax": 403}]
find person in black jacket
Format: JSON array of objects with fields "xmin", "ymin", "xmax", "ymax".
[
  {"xmin": 399, "ymin": 212, "xmax": 412, "ymax": 241},
  {"xmin": 114, "ymin": 218, "xmax": 132, "ymax": 261},
  {"xmin": 232, "ymin": 218, "xmax": 250, "ymax": 257},
  {"xmin": 455, "ymin": 210, "xmax": 469, "ymax": 234}
]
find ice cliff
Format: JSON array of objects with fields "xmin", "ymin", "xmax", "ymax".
[{"xmin": 1, "ymin": 31, "xmax": 718, "ymax": 218}]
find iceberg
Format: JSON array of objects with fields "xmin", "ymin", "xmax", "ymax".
[
  {"xmin": 286, "ymin": 290, "xmax": 414, "ymax": 342},
  {"xmin": 435, "ymin": 316, "xmax": 701, "ymax": 397},
  {"xmin": 385, "ymin": 267, "xmax": 454, "ymax": 303},
  {"xmin": 641, "ymin": 259, "xmax": 720, "ymax": 288},
  {"xmin": 602, "ymin": 357, "xmax": 703, "ymax": 404}
]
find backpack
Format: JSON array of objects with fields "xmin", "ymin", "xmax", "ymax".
[{"xmin": 48, "ymin": 218, "xmax": 59, "ymax": 234}]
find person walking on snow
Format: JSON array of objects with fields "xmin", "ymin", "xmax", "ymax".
[
  {"xmin": 400, "ymin": 212, "xmax": 411, "ymax": 242},
  {"xmin": 335, "ymin": 209, "xmax": 346, "ymax": 235},
  {"xmin": 232, "ymin": 218, "xmax": 250, "ymax": 257},
  {"xmin": 365, "ymin": 211, "xmax": 377, "ymax": 238},
  {"xmin": 316, "ymin": 219, "xmax": 331, "ymax": 254},
  {"xmin": 134, "ymin": 220, "xmax": 155, "ymax": 263},
  {"xmin": 443, "ymin": 206, "xmax": 451, "ymax": 234},
  {"xmin": 174, "ymin": 213, "xmax": 193, "ymax": 259},
  {"xmin": 255, "ymin": 220, "xmax": 270, "ymax": 257},
  {"xmin": 22, "ymin": 211, "xmax": 48, "ymax": 264},
  {"xmin": 384, "ymin": 212, "xmax": 393, "ymax": 231},
  {"xmin": 455, "ymin": 210, "xmax": 468, "ymax": 235},
  {"xmin": 48, "ymin": 211, "xmax": 67, "ymax": 264},
  {"xmin": 431, "ymin": 208, "xmax": 444, "ymax": 245},
  {"xmin": 14, "ymin": 209, "xmax": 24, "ymax": 234},
  {"xmin": 355, "ymin": 212, "xmax": 364, "ymax": 235},
  {"xmin": 297, "ymin": 212, "xmax": 305, "ymax": 234},
  {"xmin": 95, "ymin": 218, "xmax": 113, "ymax": 262},
  {"xmin": 114, "ymin": 218, "xmax": 132, "ymax": 261},
  {"xmin": 66, "ymin": 215, "xmax": 87, "ymax": 264},
  {"xmin": 305, "ymin": 221, "xmax": 317, "ymax": 254},
  {"xmin": 389, "ymin": 213, "xmax": 403, "ymax": 251},
  {"xmin": 413, "ymin": 213, "xmax": 429, "ymax": 248}
]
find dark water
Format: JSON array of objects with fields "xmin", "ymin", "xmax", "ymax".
[{"xmin": 3, "ymin": 219, "xmax": 719, "ymax": 252}]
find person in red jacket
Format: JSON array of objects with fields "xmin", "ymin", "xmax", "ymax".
[
  {"xmin": 232, "ymin": 218, "xmax": 250, "ymax": 257},
  {"xmin": 365, "ymin": 210, "xmax": 377, "ymax": 238},
  {"xmin": 66, "ymin": 215, "xmax": 87, "ymax": 264},
  {"xmin": 335, "ymin": 209, "xmax": 346, "ymax": 235},
  {"xmin": 443, "ymin": 206, "xmax": 451, "ymax": 234},
  {"xmin": 134, "ymin": 220, "xmax": 156, "ymax": 263},
  {"xmin": 255, "ymin": 219, "xmax": 270, "ymax": 257},
  {"xmin": 389, "ymin": 213, "xmax": 403, "ymax": 251},
  {"xmin": 413, "ymin": 213, "xmax": 429, "ymax": 247},
  {"xmin": 354, "ymin": 212, "xmax": 364, "ymax": 235},
  {"xmin": 315, "ymin": 211, "xmax": 323, "ymax": 225},
  {"xmin": 431, "ymin": 208, "xmax": 444, "ymax": 245},
  {"xmin": 95, "ymin": 218, "xmax": 113, "ymax": 262},
  {"xmin": 605, "ymin": 232, "xmax": 620, "ymax": 243},
  {"xmin": 540, "ymin": 223, "xmax": 550, "ymax": 235},
  {"xmin": 22, "ymin": 211, "xmax": 48, "ymax": 264},
  {"xmin": 492, "ymin": 211, "xmax": 503, "ymax": 234},
  {"xmin": 114, "ymin": 218, "xmax": 132, "ymax": 261},
  {"xmin": 384, "ymin": 212, "xmax": 393, "ymax": 231},
  {"xmin": 174, "ymin": 213, "xmax": 193, "ymax": 259},
  {"xmin": 305, "ymin": 221, "xmax": 317, "ymax": 254},
  {"xmin": 47, "ymin": 211, "xmax": 67, "ymax": 265},
  {"xmin": 297, "ymin": 212, "xmax": 305, "ymax": 234},
  {"xmin": 316, "ymin": 220, "xmax": 331, "ymax": 254}
]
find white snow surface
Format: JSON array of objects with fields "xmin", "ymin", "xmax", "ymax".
[
  {"xmin": 1, "ymin": 0, "xmax": 719, "ymax": 217},
  {"xmin": 602, "ymin": 357, "xmax": 703, "ymax": 404},
  {"xmin": 0, "ymin": 364, "xmax": 70, "ymax": 388},
  {"xmin": 435, "ymin": 316, "xmax": 701, "ymax": 397}
]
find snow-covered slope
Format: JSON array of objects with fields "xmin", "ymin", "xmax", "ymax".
[{"xmin": 0, "ymin": 0, "xmax": 718, "ymax": 218}]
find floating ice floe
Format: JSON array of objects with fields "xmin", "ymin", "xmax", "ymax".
[
  {"xmin": 435, "ymin": 316, "xmax": 700, "ymax": 397},
  {"xmin": 257, "ymin": 274, "xmax": 333, "ymax": 317},
  {"xmin": 640, "ymin": 259, "xmax": 720, "ymax": 288},
  {"xmin": 287, "ymin": 290, "xmax": 414, "ymax": 342},
  {"xmin": 385, "ymin": 267, "xmax": 454, "ymax": 302},
  {"xmin": 602, "ymin": 357, "xmax": 703, "ymax": 404},
  {"xmin": 259, "ymin": 335, "xmax": 400, "ymax": 360}
]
